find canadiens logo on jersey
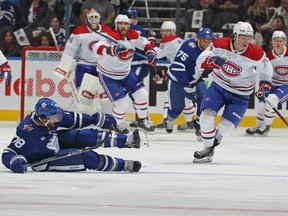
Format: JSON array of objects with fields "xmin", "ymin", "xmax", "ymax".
[
  {"xmin": 23, "ymin": 124, "xmax": 34, "ymax": 131},
  {"xmin": 89, "ymin": 41, "xmax": 99, "ymax": 51},
  {"xmin": 117, "ymin": 50, "xmax": 134, "ymax": 61},
  {"xmin": 221, "ymin": 61, "xmax": 242, "ymax": 77},
  {"xmin": 274, "ymin": 66, "xmax": 288, "ymax": 76}
]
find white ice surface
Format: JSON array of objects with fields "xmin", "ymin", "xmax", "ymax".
[{"xmin": 0, "ymin": 122, "xmax": 288, "ymax": 216}]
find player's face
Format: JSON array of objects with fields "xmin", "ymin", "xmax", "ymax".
[
  {"xmin": 160, "ymin": 29, "xmax": 173, "ymax": 38},
  {"xmin": 130, "ymin": 17, "xmax": 137, "ymax": 26},
  {"xmin": 117, "ymin": 22, "xmax": 129, "ymax": 37},
  {"xmin": 273, "ymin": 37, "xmax": 285, "ymax": 50},
  {"xmin": 234, "ymin": 34, "xmax": 253, "ymax": 51},
  {"xmin": 198, "ymin": 38, "xmax": 212, "ymax": 50}
]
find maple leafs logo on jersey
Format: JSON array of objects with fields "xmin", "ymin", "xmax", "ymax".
[
  {"xmin": 46, "ymin": 135, "xmax": 60, "ymax": 154},
  {"xmin": 23, "ymin": 124, "xmax": 34, "ymax": 131},
  {"xmin": 221, "ymin": 61, "xmax": 242, "ymax": 77},
  {"xmin": 188, "ymin": 42, "xmax": 196, "ymax": 48},
  {"xmin": 274, "ymin": 66, "xmax": 288, "ymax": 76}
]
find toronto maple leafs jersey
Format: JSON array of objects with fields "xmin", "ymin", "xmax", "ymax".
[
  {"xmin": 2, "ymin": 111, "xmax": 95, "ymax": 167},
  {"xmin": 168, "ymin": 38, "xmax": 202, "ymax": 86},
  {"xmin": 266, "ymin": 46, "xmax": 288, "ymax": 86},
  {"xmin": 196, "ymin": 37, "xmax": 273, "ymax": 95},
  {"xmin": 93, "ymin": 29, "xmax": 155, "ymax": 80},
  {"xmin": 63, "ymin": 24, "xmax": 112, "ymax": 65},
  {"xmin": 154, "ymin": 35, "xmax": 184, "ymax": 63}
]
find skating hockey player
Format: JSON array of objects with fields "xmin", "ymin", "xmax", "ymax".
[{"xmin": 0, "ymin": 50, "xmax": 12, "ymax": 87}]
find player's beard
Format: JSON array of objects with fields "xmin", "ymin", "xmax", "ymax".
[{"xmin": 119, "ymin": 28, "xmax": 128, "ymax": 38}]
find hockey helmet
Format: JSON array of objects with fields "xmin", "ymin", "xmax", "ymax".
[
  {"xmin": 85, "ymin": 9, "xmax": 100, "ymax": 30},
  {"xmin": 35, "ymin": 98, "xmax": 63, "ymax": 122},
  {"xmin": 114, "ymin": 14, "xmax": 131, "ymax": 28},
  {"xmin": 272, "ymin": 30, "xmax": 286, "ymax": 46},
  {"xmin": 161, "ymin": 21, "xmax": 176, "ymax": 34},
  {"xmin": 197, "ymin": 27, "xmax": 213, "ymax": 40},
  {"xmin": 126, "ymin": 9, "xmax": 138, "ymax": 18},
  {"xmin": 233, "ymin": 21, "xmax": 254, "ymax": 42}
]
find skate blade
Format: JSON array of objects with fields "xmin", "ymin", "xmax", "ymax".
[
  {"xmin": 193, "ymin": 156, "xmax": 213, "ymax": 163},
  {"xmin": 138, "ymin": 129, "xmax": 150, "ymax": 147}
]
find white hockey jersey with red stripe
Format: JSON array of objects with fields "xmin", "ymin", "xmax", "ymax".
[
  {"xmin": 266, "ymin": 46, "xmax": 288, "ymax": 86},
  {"xmin": 93, "ymin": 29, "xmax": 155, "ymax": 80},
  {"xmin": 154, "ymin": 35, "xmax": 184, "ymax": 63},
  {"xmin": 196, "ymin": 37, "xmax": 273, "ymax": 95},
  {"xmin": 63, "ymin": 24, "xmax": 112, "ymax": 65}
]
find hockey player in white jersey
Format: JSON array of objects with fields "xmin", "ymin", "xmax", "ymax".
[
  {"xmin": 93, "ymin": 14, "xmax": 157, "ymax": 134},
  {"xmin": 0, "ymin": 50, "xmax": 11, "ymax": 87},
  {"xmin": 2, "ymin": 98, "xmax": 148, "ymax": 173},
  {"xmin": 246, "ymin": 30, "xmax": 288, "ymax": 136},
  {"xmin": 193, "ymin": 21, "xmax": 273, "ymax": 163},
  {"xmin": 164, "ymin": 27, "xmax": 213, "ymax": 139},
  {"xmin": 57, "ymin": 9, "xmax": 112, "ymax": 114}
]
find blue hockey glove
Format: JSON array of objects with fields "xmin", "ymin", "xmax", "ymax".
[
  {"xmin": 202, "ymin": 56, "xmax": 226, "ymax": 70},
  {"xmin": 0, "ymin": 62, "xmax": 12, "ymax": 87},
  {"xmin": 145, "ymin": 48, "xmax": 157, "ymax": 66},
  {"xmin": 106, "ymin": 45, "xmax": 127, "ymax": 57},
  {"xmin": 184, "ymin": 84, "xmax": 196, "ymax": 94},
  {"xmin": 255, "ymin": 81, "xmax": 272, "ymax": 100},
  {"xmin": 10, "ymin": 155, "xmax": 27, "ymax": 173},
  {"xmin": 93, "ymin": 112, "xmax": 117, "ymax": 129}
]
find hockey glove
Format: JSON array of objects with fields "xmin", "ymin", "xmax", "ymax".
[
  {"xmin": 106, "ymin": 45, "xmax": 127, "ymax": 57},
  {"xmin": 10, "ymin": 155, "xmax": 27, "ymax": 173},
  {"xmin": 201, "ymin": 56, "xmax": 225, "ymax": 70},
  {"xmin": 0, "ymin": 62, "xmax": 12, "ymax": 86},
  {"xmin": 93, "ymin": 112, "xmax": 117, "ymax": 129},
  {"xmin": 147, "ymin": 31, "xmax": 157, "ymax": 44},
  {"xmin": 145, "ymin": 48, "xmax": 157, "ymax": 66},
  {"xmin": 184, "ymin": 84, "xmax": 196, "ymax": 94},
  {"xmin": 255, "ymin": 81, "xmax": 272, "ymax": 100}
]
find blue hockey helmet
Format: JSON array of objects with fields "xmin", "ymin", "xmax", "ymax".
[
  {"xmin": 126, "ymin": 9, "xmax": 138, "ymax": 18},
  {"xmin": 197, "ymin": 27, "xmax": 213, "ymax": 40},
  {"xmin": 35, "ymin": 98, "xmax": 63, "ymax": 122}
]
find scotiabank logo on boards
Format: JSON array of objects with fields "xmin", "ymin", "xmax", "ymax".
[{"xmin": 2, "ymin": 70, "xmax": 72, "ymax": 98}]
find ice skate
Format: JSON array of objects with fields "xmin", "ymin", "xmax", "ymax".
[
  {"xmin": 245, "ymin": 125, "xmax": 259, "ymax": 135},
  {"xmin": 164, "ymin": 118, "xmax": 174, "ymax": 133},
  {"xmin": 256, "ymin": 125, "xmax": 270, "ymax": 136},
  {"xmin": 124, "ymin": 160, "xmax": 142, "ymax": 172},
  {"xmin": 114, "ymin": 124, "xmax": 129, "ymax": 135},
  {"xmin": 129, "ymin": 121, "xmax": 138, "ymax": 128},
  {"xmin": 125, "ymin": 129, "xmax": 149, "ymax": 148},
  {"xmin": 193, "ymin": 138, "xmax": 220, "ymax": 163},
  {"xmin": 177, "ymin": 121, "xmax": 195, "ymax": 131},
  {"xmin": 154, "ymin": 119, "xmax": 165, "ymax": 129},
  {"xmin": 137, "ymin": 118, "xmax": 155, "ymax": 133}
]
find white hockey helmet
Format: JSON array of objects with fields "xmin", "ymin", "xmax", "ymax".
[
  {"xmin": 233, "ymin": 21, "xmax": 254, "ymax": 41},
  {"xmin": 161, "ymin": 21, "xmax": 176, "ymax": 34},
  {"xmin": 85, "ymin": 9, "xmax": 100, "ymax": 30},
  {"xmin": 114, "ymin": 14, "xmax": 131, "ymax": 28},
  {"xmin": 272, "ymin": 30, "xmax": 286, "ymax": 46}
]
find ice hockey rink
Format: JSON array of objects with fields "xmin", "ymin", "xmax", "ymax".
[{"xmin": 0, "ymin": 122, "xmax": 287, "ymax": 216}]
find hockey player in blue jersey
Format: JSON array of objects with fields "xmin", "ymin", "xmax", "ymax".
[
  {"xmin": 164, "ymin": 27, "xmax": 213, "ymax": 139},
  {"xmin": 1, "ymin": 98, "xmax": 148, "ymax": 173}
]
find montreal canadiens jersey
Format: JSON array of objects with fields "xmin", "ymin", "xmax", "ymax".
[
  {"xmin": 168, "ymin": 38, "xmax": 202, "ymax": 86},
  {"xmin": 63, "ymin": 24, "xmax": 112, "ymax": 65},
  {"xmin": 2, "ymin": 111, "xmax": 95, "ymax": 166},
  {"xmin": 94, "ymin": 29, "xmax": 154, "ymax": 80},
  {"xmin": 196, "ymin": 37, "xmax": 273, "ymax": 95},
  {"xmin": 266, "ymin": 46, "xmax": 288, "ymax": 86},
  {"xmin": 155, "ymin": 35, "xmax": 184, "ymax": 63},
  {"xmin": 0, "ymin": 50, "xmax": 8, "ymax": 66}
]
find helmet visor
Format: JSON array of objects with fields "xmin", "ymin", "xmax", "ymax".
[{"xmin": 47, "ymin": 113, "xmax": 63, "ymax": 123}]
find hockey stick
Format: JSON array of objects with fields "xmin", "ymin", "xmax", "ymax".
[
  {"xmin": 22, "ymin": 128, "xmax": 112, "ymax": 169},
  {"xmin": 93, "ymin": 30, "xmax": 148, "ymax": 59},
  {"xmin": 144, "ymin": 0, "xmax": 152, "ymax": 31},
  {"xmin": 264, "ymin": 96, "xmax": 288, "ymax": 126},
  {"xmin": 128, "ymin": 0, "xmax": 137, "ymax": 10},
  {"xmin": 49, "ymin": 27, "xmax": 83, "ymax": 111}
]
